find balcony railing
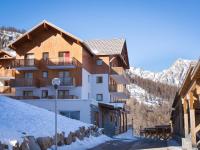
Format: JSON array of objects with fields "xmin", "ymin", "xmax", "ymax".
[
  {"xmin": 40, "ymin": 77, "xmax": 75, "ymax": 87},
  {"xmin": 44, "ymin": 57, "xmax": 81, "ymax": 68},
  {"xmin": 109, "ymin": 84, "xmax": 130, "ymax": 98},
  {"xmin": 10, "ymin": 78, "xmax": 39, "ymax": 87},
  {"xmin": 0, "ymin": 69, "xmax": 15, "ymax": 78},
  {"xmin": 13, "ymin": 59, "xmax": 38, "ymax": 68},
  {"xmin": 110, "ymin": 67, "xmax": 130, "ymax": 84}
]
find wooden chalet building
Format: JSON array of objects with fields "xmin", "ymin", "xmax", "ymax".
[
  {"xmin": 8, "ymin": 20, "xmax": 130, "ymax": 136},
  {"xmin": 171, "ymin": 59, "xmax": 200, "ymax": 148},
  {"xmin": 0, "ymin": 49, "xmax": 15, "ymax": 95}
]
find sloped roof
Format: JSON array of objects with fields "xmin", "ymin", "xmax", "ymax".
[
  {"xmin": 8, "ymin": 20, "xmax": 83, "ymax": 48},
  {"xmin": 0, "ymin": 48, "xmax": 16, "ymax": 58},
  {"xmin": 84, "ymin": 38, "xmax": 125, "ymax": 55}
]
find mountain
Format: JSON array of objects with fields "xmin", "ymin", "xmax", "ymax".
[
  {"xmin": 0, "ymin": 27, "xmax": 22, "ymax": 48},
  {"xmin": 127, "ymin": 59, "xmax": 194, "ymax": 105}
]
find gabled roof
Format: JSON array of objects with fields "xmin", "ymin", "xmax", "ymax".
[
  {"xmin": 0, "ymin": 48, "xmax": 16, "ymax": 59},
  {"xmin": 8, "ymin": 20, "xmax": 83, "ymax": 48},
  {"xmin": 84, "ymin": 38, "xmax": 125, "ymax": 55}
]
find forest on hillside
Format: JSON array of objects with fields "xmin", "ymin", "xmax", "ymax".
[{"xmin": 128, "ymin": 74, "xmax": 178, "ymax": 134}]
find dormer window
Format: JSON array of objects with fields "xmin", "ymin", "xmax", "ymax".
[{"xmin": 96, "ymin": 59, "xmax": 103, "ymax": 66}]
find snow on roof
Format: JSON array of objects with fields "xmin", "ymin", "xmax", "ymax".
[
  {"xmin": 99, "ymin": 102, "xmax": 125, "ymax": 109},
  {"xmin": 84, "ymin": 38, "xmax": 125, "ymax": 55},
  {"xmin": 0, "ymin": 96, "xmax": 92, "ymax": 146},
  {"xmin": 0, "ymin": 48, "xmax": 16, "ymax": 57}
]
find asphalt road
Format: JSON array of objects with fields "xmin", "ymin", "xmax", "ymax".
[{"xmin": 88, "ymin": 138, "xmax": 176, "ymax": 150}]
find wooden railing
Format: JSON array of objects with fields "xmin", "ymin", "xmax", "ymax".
[
  {"xmin": 111, "ymin": 67, "xmax": 129, "ymax": 78},
  {"xmin": 13, "ymin": 59, "xmax": 38, "ymax": 67},
  {"xmin": 109, "ymin": 84, "xmax": 130, "ymax": 97},
  {"xmin": 0, "ymin": 69, "xmax": 15, "ymax": 77},
  {"xmin": 10, "ymin": 78, "xmax": 39, "ymax": 87},
  {"xmin": 44, "ymin": 57, "xmax": 81, "ymax": 67}
]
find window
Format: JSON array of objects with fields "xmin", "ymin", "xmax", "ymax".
[
  {"xmin": 42, "ymin": 52, "xmax": 49, "ymax": 61},
  {"xmin": 96, "ymin": 94, "xmax": 103, "ymax": 101},
  {"xmin": 60, "ymin": 111, "xmax": 80, "ymax": 120},
  {"xmin": 41, "ymin": 90, "xmax": 48, "ymax": 98},
  {"xmin": 24, "ymin": 72, "xmax": 33, "ymax": 79},
  {"xmin": 88, "ymin": 75, "xmax": 90, "ymax": 82},
  {"xmin": 58, "ymin": 90, "xmax": 69, "ymax": 99},
  {"xmin": 58, "ymin": 51, "xmax": 70, "ymax": 63},
  {"xmin": 96, "ymin": 76, "xmax": 103, "ymax": 83},
  {"xmin": 96, "ymin": 59, "xmax": 103, "ymax": 66},
  {"xmin": 23, "ymin": 91, "xmax": 33, "ymax": 97},
  {"xmin": 42, "ymin": 71, "xmax": 48, "ymax": 78},
  {"xmin": 25, "ymin": 53, "xmax": 34, "ymax": 66}
]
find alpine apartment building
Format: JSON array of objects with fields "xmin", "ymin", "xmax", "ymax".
[{"xmin": 8, "ymin": 20, "xmax": 130, "ymax": 136}]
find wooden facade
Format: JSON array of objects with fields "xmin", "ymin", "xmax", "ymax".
[
  {"xmin": 7, "ymin": 20, "xmax": 130, "ymax": 136},
  {"xmin": 171, "ymin": 60, "xmax": 200, "ymax": 148},
  {"xmin": 0, "ymin": 49, "xmax": 15, "ymax": 94}
]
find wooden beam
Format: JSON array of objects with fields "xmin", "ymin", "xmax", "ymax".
[
  {"xmin": 44, "ymin": 23, "xmax": 48, "ymax": 30},
  {"xmin": 10, "ymin": 44, "xmax": 16, "ymax": 50},
  {"xmin": 189, "ymin": 92, "xmax": 195, "ymax": 109},
  {"xmin": 27, "ymin": 34, "xmax": 32, "ymax": 40}
]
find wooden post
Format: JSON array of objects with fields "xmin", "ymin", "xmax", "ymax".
[
  {"xmin": 182, "ymin": 97, "xmax": 189, "ymax": 137},
  {"xmin": 189, "ymin": 92, "xmax": 196, "ymax": 146}
]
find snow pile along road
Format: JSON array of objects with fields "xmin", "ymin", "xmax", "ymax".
[{"xmin": 0, "ymin": 96, "xmax": 110, "ymax": 148}]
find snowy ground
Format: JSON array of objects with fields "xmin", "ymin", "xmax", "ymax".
[
  {"xmin": 49, "ymin": 135, "xmax": 111, "ymax": 150},
  {"xmin": 113, "ymin": 129, "xmax": 139, "ymax": 141},
  {"xmin": 0, "ymin": 96, "xmax": 111, "ymax": 149}
]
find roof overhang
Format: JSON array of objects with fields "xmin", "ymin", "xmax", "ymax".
[{"xmin": 8, "ymin": 20, "xmax": 83, "ymax": 49}]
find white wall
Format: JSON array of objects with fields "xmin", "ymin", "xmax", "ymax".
[
  {"xmin": 91, "ymin": 74, "xmax": 110, "ymax": 103},
  {"xmin": 81, "ymin": 69, "xmax": 91, "ymax": 99},
  {"xmin": 20, "ymin": 99, "xmax": 92, "ymax": 123}
]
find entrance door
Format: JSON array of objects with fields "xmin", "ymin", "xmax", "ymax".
[{"xmin": 94, "ymin": 112, "xmax": 99, "ymax": 127}]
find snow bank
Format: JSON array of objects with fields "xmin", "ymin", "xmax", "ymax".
[
  {"xmin": 113, "ymin": 129, "xmax": 138, "ymax": 141},
  {"xmin": 0, "ymin": 96, "xmax": 91, "ymax": 146},
  {"xmin": 49, "ymin": 135, "xmax": 111, "ymax": 150}
]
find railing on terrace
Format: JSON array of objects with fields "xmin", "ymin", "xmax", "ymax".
[
  {"xmin": 10, "ymin": 78, "xmax": 39, "ymax": 87},
  {"xmin": 109, "ymin": 84, "xmax": 131, "ymax": 98},
  {"xmin": 111, "ymin": 67, "xmax": 129, "ymax": 77},
  {"xmin": 40, "ymin": 77, "xmax": 75, "ymax": 87},
  {"xmin": 13, "ymin": 59, "xmax": 38, "ymax": 67},
  {"xmin": 44, "ymin": 57, "xmax": 81, "ymax": 67},
  {"xmin": 0, "ymin": 69, "xmax": 15, "ymax": 77}
]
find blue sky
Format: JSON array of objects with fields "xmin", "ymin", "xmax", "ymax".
[{"xmin": 1, "ymin": 0, "xmax": 199, "ymax": 71}]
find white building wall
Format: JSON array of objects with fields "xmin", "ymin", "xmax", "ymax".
[
  {"xmin": 20, "ymin": 99, "xmax": 91, "ymax": 123},
  {"xmin": 91, "ymin": 74, "xmax": 110, "ymax": 103},
  {"xmin": 81, "ymin": 69, "xmax": 92, "ymax": 100}
]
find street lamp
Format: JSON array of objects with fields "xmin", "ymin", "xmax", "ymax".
[{"xmin": 52, "ymin": 78, "xmax": 60, "ymax": 150}]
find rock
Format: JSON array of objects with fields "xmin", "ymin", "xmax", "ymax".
[
  {"xmin": 37, "ymin": 137, "xmax": 53, "ymax": 150},
  {"xmin": 64, "ymin": 132, "xmax": 73, "ymax": 145},
  {"xmin": 71, "ymin": 132, "xmax": 76, "ymax": 142},
  {"xmin": 20, "ymin": 136, "xmax": 41, "ymax": 150},
  {"xmin": 57, "ymin": 133, "xmax": 65, "ymax": 146},
  {"xmin": 12, "ymin": 143, "xmax": 20, "ymax": 150}
]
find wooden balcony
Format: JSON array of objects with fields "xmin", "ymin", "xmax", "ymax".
[
  {"xmin": 44, "ymin": 57, "xmax": 81, "ymax": 69},
  {"xmin": 109, "ymin": 84, "xmax": 130, "ymax": 99},
  {"xmin": 0, "ymin": 69, "xmax": 15, "ymax": 79},
  {"xmin": 110, "ymin": 67, "xmax": 130, "ymax": 84},
  {"xmin": 10, "ymin": 78, "xmax": 39, "ymax": 87},
  {"xmin": 40, "ymin": 77, "xmax": 76, "ymax": 87},
  {"xmin": 13, "ymin": 59, "xmax": 38, "ymax": 70}
]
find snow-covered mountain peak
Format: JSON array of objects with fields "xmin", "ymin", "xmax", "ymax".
[{"xmin": 129, "ymin": 58, "xmax": 193, "ymax": 87}]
